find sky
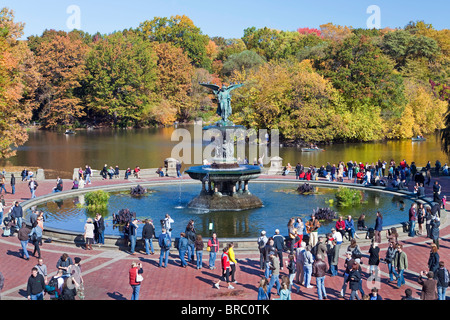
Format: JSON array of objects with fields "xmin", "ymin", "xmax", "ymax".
[{"xmin": 2, "ymin": 0, "xmax": 449, "ymax": 40}]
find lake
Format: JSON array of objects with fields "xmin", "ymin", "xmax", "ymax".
[{"xmin": 1, "ymin": 126, "xmax": 449, "ymax": 179}]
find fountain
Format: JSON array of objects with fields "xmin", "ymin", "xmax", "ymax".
[{"xmin": 185, "ymin": 83, "xmax": 263, "ymax": 211}]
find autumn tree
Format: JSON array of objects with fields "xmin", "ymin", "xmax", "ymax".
[
  {"xmin": 0, "ymin": 8, "xmax": 38, "ymax": 158},
  {"xmin": 151, "ymin": 42, "xmax": 194, "ymax": 124},
  {"xmin": 229, "ymin": 59, "xmax": 348, "ymax": 142},
  {"xmin": 84, "ymin": 31, "xmax": 157, "ymax": 126}
]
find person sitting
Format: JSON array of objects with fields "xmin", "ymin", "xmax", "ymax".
[
  {"xmin": 417, "ymin": 183, "xmax": 425, "ymax": 198},
  {"xmin": 156, "ymin": 167, "xmax": 165, "ymax": 177}
]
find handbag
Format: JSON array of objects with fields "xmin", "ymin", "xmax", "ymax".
[
  {"xmin": 136, "ymin": 272, "xmax": 144, "ymax": 282},
  {"xmin": 206, "ymin": 245, "xmax": 211, "ymax": 252}
]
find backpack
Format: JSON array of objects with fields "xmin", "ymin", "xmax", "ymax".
[
  {"xmin": 258, "ymin": 237, "xmax": 266, "ymax": 250},
  {"xmin": 352, "ymin": 246, "xmax": 362, "ymax": 259},
  {"xmin": 45, "ymin": 277, "xmax": 60, "ymax": 299},
  {"xmin": 163, "ymin": 234, "xmax": 171, "ymax": 250}
]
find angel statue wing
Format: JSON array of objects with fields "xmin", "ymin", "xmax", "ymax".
[{"xmin": 199, "ymin": 82, "xmax": 221, "ymax": 94}]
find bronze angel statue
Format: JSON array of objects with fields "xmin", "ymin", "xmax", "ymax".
[{"xmin": 200, "ymin": 82, "xmax": 244, "ymax": 126}]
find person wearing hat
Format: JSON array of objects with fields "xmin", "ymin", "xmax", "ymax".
[
  {"xmin": 273, "ymin": 229, "xmax": 285, "ymax": 268},
  {"xmin": 257, "ymin": 231, "xmax": 268, "ymax": 270},
  {"xmin": 68, "ymin": 257, "xmax": 84, "ymax": 300},
  {"xmin": 84, "ymin": 218, "xmax": 95, "ymax": 250}
]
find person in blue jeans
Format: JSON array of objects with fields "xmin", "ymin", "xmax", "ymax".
[
  {"xmin": 129, "ymin": 262, "xmax": 143, "ymax": 300},
  {"xmin": 158, "ymin": 229, "xmax": 171, "ymax": 268},
  {"xmin": 142, "ymin": 219, "xmax": 155, "ymax": 255},
  {"xmin": 27, "ymin": 267, "xmax": 46, "ymax": 300},
  {"xmin": 207, "ymin": 233, "xmax": 219, "ymax": 269},
  {"xmin": 385, "ymin": 242, "xmax": 397, "ymax": 282},
  {"xmin": 392, "ymin": 244, "xmax": 408, "ymax": 288},
  {"xmin": 302, "ymin": 245, "xmax": 314, "ymax": 288},
  {"xmin": 436, "ymin": 261, "xmax": 449, "ymax": 300},
  {"xmin": 345, "ymin": 216, "xmax": 356, "ymax": 240},
  {"xmin": 267, "ymin": 253, "xmax": 281, "ymax": 298},
  {"xmin": 178, "ymin": 232, "xmax": 188, "ymax": 267},
  {"xmin": 129, "ymin": 219, "xmax": 138, "ymax": 255},
  {"xmin": 409, "ymin": 203, "xmax": 417, "ymax": 237}
]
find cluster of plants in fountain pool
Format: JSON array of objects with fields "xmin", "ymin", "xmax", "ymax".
[
  {"xmin": 334, "ymin": 186, "xmax": 363, "ymax": 207},
  {"xmin": 79, "ymin": 190, "xmax": 110, "ymax": 213},
  {"xmin": 312, "ymin": 207, "xmax": 337, "ymax": 222}
]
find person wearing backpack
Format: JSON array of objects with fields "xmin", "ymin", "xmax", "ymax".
[
  {"xmin": 257, "ymin": 231, "xmax": 268, "ymax": 270},
  {"xmin": 158, "ymin": 228, "xmax": 171, "ymax": 268},
  {"xmin": 436, "ymin": 261, "xmax": 449, "ymax": 300}
]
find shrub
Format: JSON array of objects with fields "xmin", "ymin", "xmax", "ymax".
[
  {"xmin": 312, "ymin": 207, "xmax": 337, "ymax": 221},
  {"xmin": 334, "ymin": 186, "xmax": 362, "ymax": 207},
  {"xmin": 84, "ymin": 190, "xmax": 110, "ymax": 210}
]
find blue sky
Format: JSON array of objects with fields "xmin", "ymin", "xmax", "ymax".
[{"xmin": 3, "ymin": 0, "xmax": 449, "ymax": 40}]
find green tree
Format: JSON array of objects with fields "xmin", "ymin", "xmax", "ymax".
[
  {"xmin": 138, "ymin": 15, "xmax": 211, "ymax": 70},
  {"xmin": 222, "ymin": 50, "xmax": 266, "ymax": 77},
  {"xmin": 84, "ymin": 31, "xmax": 157, "ymax": 126}
]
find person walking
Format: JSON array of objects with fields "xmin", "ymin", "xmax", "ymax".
[
  {"xmin": 312, "ymin": 254, "xmax": 328, "ymax": 300},
  {"xmin": 18, "ymin": 222, "xmax": 30, "ymax": 260},
  {"xmin": 267, "ymin": 252, "xmax": 281, "ymax": 298},
  {"xmin": 84, "ymin": 218, "xmax": 95, "ymax": 251},
  {"xmin": 215, "ymin": 246, "xmax": 234, "ymax": 290},
  {"xmin": 158, "ymin": 228, "xmax": 171, "ymax": 268},
  {"xmin": 28, "ymin": 178, "xmax": 38, "ymax": 199},
  {"xmin": 142, "ymin": 219, "xmax": 155, "ymax": 255},
  {"xmin": 392, "ymin": 244, "xmax": 408, "ymax": 288},
  {"xmin": 27, "ymin": 267, "xmax": 46, "ymax": 300},
  {"xmin": 29, "ymin": 221, "xmax": 43, "ymax": 259},
  {"xmin": 195, "ymin": 235, "xmax": 204, "ymax": 270},
  {"xmin": 207, "ymin": 232, "xmax": 219, "ymax": 270},
  {"xmin": 227, "ymin": 242, "xmax": 237, "ymax": 283},
  {"xmin": 11, "ymin": 201, "xmax": 24, "ymax": 232},
  {"xmin": 435, "ymin": 261, "xmax": 449, "ymax": 300},
  {"xmin": 68, "ymin": 257, "xmax": 84, "ymax": 300},
  {"xmin": 129, "ymin": 262, "xmax": 144, "ymax": 300},
  {"xmin": 346, "ymin": 262, "xmax": 362, "ymax": 300}
]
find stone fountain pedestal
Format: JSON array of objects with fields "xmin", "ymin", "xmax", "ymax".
[{"xmin": 185, "ymin": 162, "xmax": 263, "ymax": 211}]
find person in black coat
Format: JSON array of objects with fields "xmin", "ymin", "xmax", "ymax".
[
  {"xmin": 94, "ymin": 213, "xmax": 105, "ymax": 245},
  {"xmin": 346, "ymin": 262, "xmax": 362, "ymax": 300},
  {"xmin": 142, "ymin": 219, "xmax": 156, "ymax": 255},
  {"xmin": 273, "ymin": 229, "xmax": 285, "ymax": 267},
  {"xmin": 428, "ymin": 244, "xmax": 440, "ymax": 277}
]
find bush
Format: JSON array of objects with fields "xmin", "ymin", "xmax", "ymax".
[
  {"xmin": 84, "ymin": 190, "xmax": 110, "ymax": 210},
  {"xmin": 312, "ymin": 207, "xmax": 337, "ymax": 221},
  {"xmin": 334, "ymin": 186, "xmax": 362, "ymax": 207}
]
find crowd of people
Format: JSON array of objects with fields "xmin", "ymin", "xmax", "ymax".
[{"xmin": 0, "ymin": 156, "xmax": 448, "ymax": 300}]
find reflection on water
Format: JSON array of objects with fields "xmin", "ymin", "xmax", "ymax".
[
  {"xmin": 1, "ymin": 127, "xmax": 449, "ymax": 179},
  {"xmin": 30, "ymin": 183, "xmax": 414, "ymax": 238}
]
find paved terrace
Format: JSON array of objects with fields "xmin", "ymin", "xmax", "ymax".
[{"xmin": 0, "ymin": 173, "xmax": 448, "ymax": 300}]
